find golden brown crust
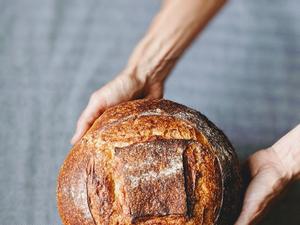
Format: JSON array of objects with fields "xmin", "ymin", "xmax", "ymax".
[
  {"xmin": 57, "ymin": 99, "xmax": 241, "ymax": 225},
  {"xmin": 115, "ymin": 138, "xmax": 188, "ymax": 222}
]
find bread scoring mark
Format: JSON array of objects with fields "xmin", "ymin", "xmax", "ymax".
[
  {"xmin": 82, "ymin": 115, "xmax": 222, "ymax": 224},
  {"xmin": 182, "ymin": 143, "xmax": 203, "ymax": 219},
  {"xmin": 68, "ymin": 180, "xmax": 91, "ymax": 220},
  {"xmin": 86, "ymin": 157, "xmax": 97, "ymax": 225},
  {"xmin": 126, "ymin": 155, "xmax": 183, "ymax": 188},
  {"xmin": 58, "ymin": 99, "xmax": 239, "ymax": 225},
  {"xmin": 99, "ymin": 114, "xmax": 197, "ymax": 145},
  {"xmin": 114, "ymin": 138, "xmax": 189, "ymax": 222},
  {"xmin": 86, "ymin": 156, "xmax": 114, "ymax": 224}
]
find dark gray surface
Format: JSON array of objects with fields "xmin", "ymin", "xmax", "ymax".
[{"xmin": 0, "ymin": 0, "xmax": 299, "ymax": 224}]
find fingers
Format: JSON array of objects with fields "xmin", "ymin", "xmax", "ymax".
[
  {"xmin": 70, "ymin": 91, "xmax": 107, "ymax": 145},
  {"xmin": 235, "ymin": 163, "xmax": 260, "ymax": 225},
  {"xmin": 70, "ymin": 75, "xmax": 138, "ymax": 145},
  {"xmin": 271, "ymin": 124, "xmax": 300, "ymax": 180},
  {"xmin": 234, "ymin": 180, "xmax": 267, "ymax": 225},
  {"xmin": 235, "ymin": 150, "xmax": 289, "ymax": 225},
  {"xmin": 70, "ymin": 74, "xmax": 165, "ymax": 145}
]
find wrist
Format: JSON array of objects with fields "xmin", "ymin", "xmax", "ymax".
[
  {"xmin": 271, "ymin": 124, "xmax": 300, "ymax": 181},
  {"xmin": 126, "ymin": 43, "xmax": 173, "ymax": 89}
]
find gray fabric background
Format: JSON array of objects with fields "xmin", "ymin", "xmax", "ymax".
[{"xmin": 0, "ymin": 0, "xmax": 299, "ymax": 224}]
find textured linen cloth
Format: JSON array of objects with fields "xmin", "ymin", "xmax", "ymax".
[{"xmin": 0, "ymin": 0, "xmax": 299, "ymax": 224}]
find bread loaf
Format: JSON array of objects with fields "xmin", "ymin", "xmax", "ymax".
[{"xmin": 57, "ymin": 99, "xmax": 242, "ymax": 225}]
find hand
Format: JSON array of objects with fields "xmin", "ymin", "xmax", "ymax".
[
  {"xmin": 70, "ymin": 68, "xmax": 164, "ymax": 145},
  {"xmin": 234, "ymin": 148, "xmax": 291, "ymax": 225},
  {"xmin": 70, "ymin": 0, "xmax": 226, "ymax": 145},
  {"xmin": 235, "ymin": 125, "xmax": 300, "ymax": 225}
]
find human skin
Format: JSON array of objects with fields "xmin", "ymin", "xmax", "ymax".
[
  {"xmin": 234, "ymin": 125, "xmax": 300, "ymax": 225},
  {"xmin": 70, "ymin": 0, "xmax": 300, "ymax": 224},
  {"xmin": 70, "ymin": 0, "xmax": 226, "ymax": 144}
]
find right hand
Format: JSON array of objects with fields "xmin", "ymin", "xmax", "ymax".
[{"xmin": 70, "ymin": 68, "xmax": 164, "ymax": 145}]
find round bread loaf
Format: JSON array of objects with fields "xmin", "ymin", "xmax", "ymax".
[{"xmin": 57, "ymin": 99, "xmax": 242, "ymax": 225}]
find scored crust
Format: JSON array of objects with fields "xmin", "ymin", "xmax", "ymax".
[{"xmin": 57, "ymin": 99, "xmax": 241, "ymax": 225}]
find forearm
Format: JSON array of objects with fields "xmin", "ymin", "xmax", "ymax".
[
  {"xmin": 272, "ymin": 124, "xmax": 300, "ymax": 180},
  {"xmin": 126, "ymin": 0, "xmax": 227, "ymax": 84},
  {"xmin": 72, "ymin": 0, "xmax": 227, "ymax": 144}
]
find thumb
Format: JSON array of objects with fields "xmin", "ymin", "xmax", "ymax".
[
  {"xmin": 70, "ymin": 75, "xmax": 141, "ymax": 145},
  {"xmin": 234, "ymin": 182, "xmax": 266, "ymax": 225},
  {"xmin": 70, "ymin": 78, "xmax": 120, "ymax": 145},
  {"xmin": 70, "ymin": 90, "xmax": 108, "ymax": 145}
]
